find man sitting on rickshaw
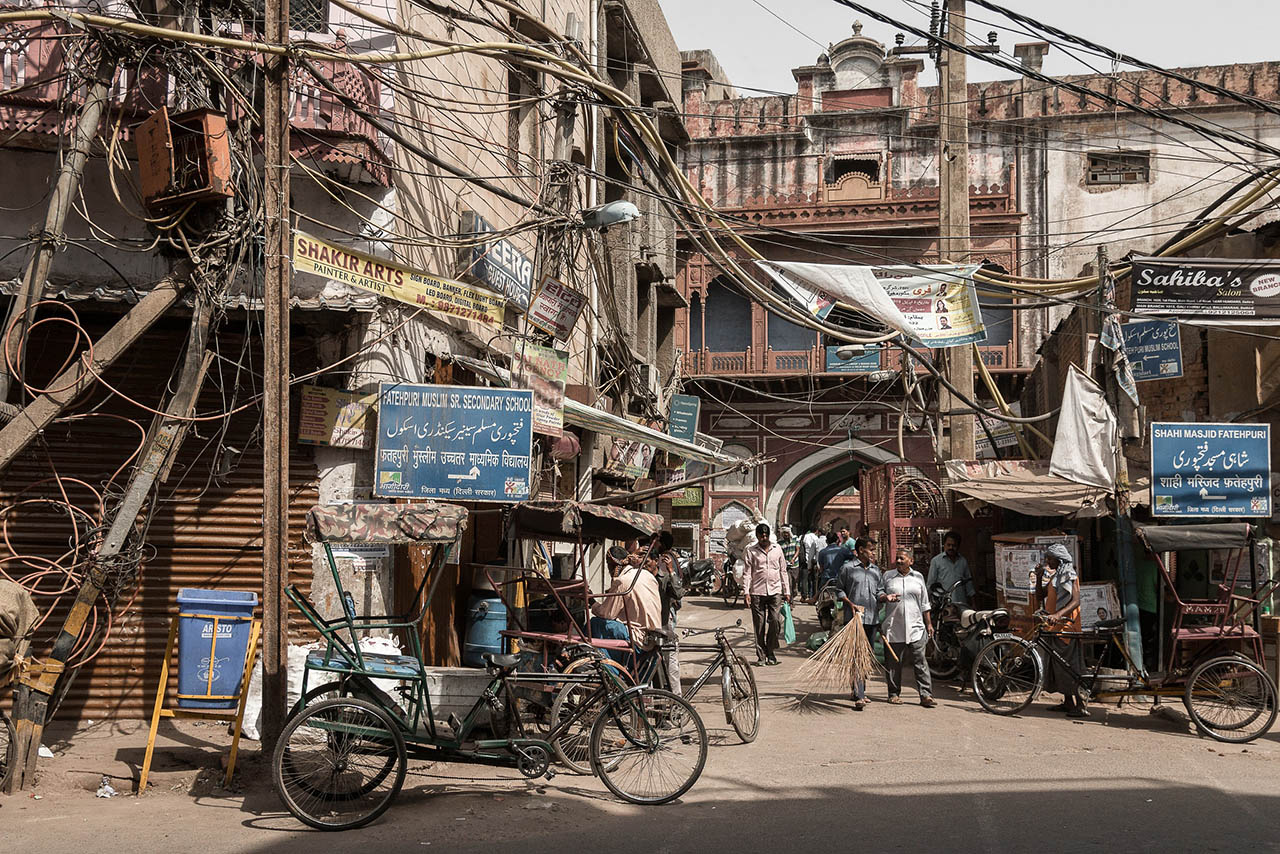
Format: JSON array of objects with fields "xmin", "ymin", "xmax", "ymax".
[{"xmin": 590, "ymin": 545, "xmax": 664, "ymax": 662}]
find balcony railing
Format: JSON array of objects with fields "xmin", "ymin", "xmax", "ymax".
[
  {"xmin": 0, "ymin": 20, "xmax": 390, "ymax": 185},
  {"xmin": 685, "ymin": 342, "xmax": 1021, "ymax": 377}
]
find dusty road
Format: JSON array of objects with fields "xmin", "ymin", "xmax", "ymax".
[{"xmin": 6, "ymin": 597, "xmax": 1280, "ymax": 853}]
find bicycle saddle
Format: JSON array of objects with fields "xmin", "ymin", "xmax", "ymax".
[
  {"xmin": 483, "ymin": 652, "xmax": 522, "ymax": 669},
  {"xmin": 1093, "ymin": 618, "xmax": 1125, "ymax": 632}
]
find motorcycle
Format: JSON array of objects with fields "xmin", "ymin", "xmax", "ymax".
[
  {"xmin": 683, "ymin": 557, "xmax": 718, "ymax": 595},
  {"xmin": 926, "ymin": 579, "xmax": 1011, "ymax": 682}
]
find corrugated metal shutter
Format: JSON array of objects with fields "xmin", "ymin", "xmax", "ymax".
[{"xmin": 2, "ymin": 309, "xmax": 318, "ymax": 721}]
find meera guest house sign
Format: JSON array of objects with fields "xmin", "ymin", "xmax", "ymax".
[{"xmin": 375, "ymin": 383, "xmax": 533, "ymax": 503}]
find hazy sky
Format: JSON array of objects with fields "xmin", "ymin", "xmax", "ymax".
[{"xmin": 662, "ymin": 1, "xmax": 1280, "ymax": 95}]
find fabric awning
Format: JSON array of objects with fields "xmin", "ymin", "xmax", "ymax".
[
  {"xmin": 944, "ymin": 460, "xmax": 1112, "ymax": 518},
  {"xmin": 306, "ymin": 502, "xmax": 468, "ymax": 544},
  {"xmin": 1134, "ymin": 522, "xmax": 1253, "ymax": 552},
  {"xmin": 450, "ymin": 355, "xmax": 738, "ymax": 467},
  {"xmin": 508, "ymin": 501, "xmax": 665, "ymax": 543}
]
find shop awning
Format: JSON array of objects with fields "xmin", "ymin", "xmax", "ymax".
[
  {"xmin": 509, "ymin": 501, "xmax": 665, "ymax": 542},
  {"xmin": 944, "ymin": 460, "xmax": 1112, "ymax": 518},
  {"xmin": 1133, "ymin": 522, "xmax": 1253, "ymax": 552},
  {"xmin": 450, "ymin": 355, "xmax": 738, "ymax": 467}
]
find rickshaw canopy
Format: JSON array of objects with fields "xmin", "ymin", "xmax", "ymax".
[
  {"xmin": 508, "ymin": 501, "xmax": 664, "ymax": 543},
  {"xmin": 1133, "ymin": 522, "xmax": 1252, "ymax": 553},
  {"xmin": 305, "ymin": 502, "xmax": 468, "ymax": 544}
]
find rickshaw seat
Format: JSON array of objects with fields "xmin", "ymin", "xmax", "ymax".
[
  {"xmin": 1174, "ymin": 624, "xmax": 1259, "ymax": 643},
  {"xmin": 483, "ymin": 652, "xmax": 522, "ymax": 669},
  {"xmin": 307, "ymin": 648, "xmax": 422, "ymax": 679}
]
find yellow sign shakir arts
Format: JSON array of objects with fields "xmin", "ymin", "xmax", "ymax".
[{"xmin": 292, "ymin": 232, "xmax": 505, "ymax": 327}]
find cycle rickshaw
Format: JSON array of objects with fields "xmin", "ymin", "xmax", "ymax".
[
  {"xmin": 970, "ymin": 522, "xmax": 1278, "ymax": 742},
  {"xmin": 272, "ymin": 502, "xmax": 708, "ymax": 831}
]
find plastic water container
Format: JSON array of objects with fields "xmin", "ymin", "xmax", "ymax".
[
  {"xmin": 463, "ymin": 593, "xmax": 507, "ymax": 667},
  {"xmin": 176, "ymin": 588, "xmax": 258, "ymax": 709}
]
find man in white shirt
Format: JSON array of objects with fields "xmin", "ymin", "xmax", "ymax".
[
  {"xmin": 743, "ymin": 523, "xmax": 792, "ymax": 666},
  {"xmin": 880, "ymin": 546, "xmax": 936, "ymax": 707}
]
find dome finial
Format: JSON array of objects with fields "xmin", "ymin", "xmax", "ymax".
[{"xmin": 852, "ymin": 20, "xmax": 863, "ymax": 36}]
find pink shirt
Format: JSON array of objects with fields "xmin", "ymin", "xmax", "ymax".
[{"xmin": 743, "ymin": 541, "xmax": 791, "ymax": 597}]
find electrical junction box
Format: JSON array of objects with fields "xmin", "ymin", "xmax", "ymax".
[{"xmin": 135, "ymin": 106, "xmax": 235, "ymax": 208}]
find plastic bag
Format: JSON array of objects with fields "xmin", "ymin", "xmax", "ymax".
[{"xmin": 781, "ymin": 602, "xmax": 796, "ymax": 645}]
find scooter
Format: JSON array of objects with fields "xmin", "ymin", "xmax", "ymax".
[{"xmin": 927, "ymin": 579, "xmax": 1011, "ymax": 682}]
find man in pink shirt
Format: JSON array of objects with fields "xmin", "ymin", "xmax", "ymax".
[{"xmin": 743, "ymin": 523, "xmax": 791, "ymax": 666}]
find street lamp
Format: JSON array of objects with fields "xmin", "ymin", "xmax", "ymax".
[{"xmin": 580, "ymin": 200, "xmax": 640, "ymax": 230}]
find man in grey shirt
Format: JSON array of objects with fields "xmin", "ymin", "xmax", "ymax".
[
  {"xmin": 881, "ymin": 546, "xmax": 936, "ymax": 707},
  {"xmin": 831, "ymin": 536, "xmax": 882, "ymax": 710},
  {"xmin": 927, "ymin": 530, "xmax": 974, "ymax": 607}
]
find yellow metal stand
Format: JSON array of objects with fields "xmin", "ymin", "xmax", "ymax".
[{"xmin": 139, "ymin": 617, "xmax": 260, "ymax": 794}]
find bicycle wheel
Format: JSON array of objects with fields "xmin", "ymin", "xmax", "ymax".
[
  {"xmin": 721, "ymin": 653, "xmax": 759, "ymax": 743},
  {"xmin": 273, "ymin": 697, "xmax": 407, "ymax": 831},
  {"xmin": 971, "ymin": 638, "xmax": 1041, "ymax": 716},
  {"xmin": 1184, "ymin": 656, "xmax": 1278, "ymax": 743},
  {"xmin": 0, "ymin": 712, "xmax": 13, "ymax": 791},
  {"xmin": 550, "ymin": 658, "xmax": 632, "ymax": 774},
  {"xmin": 590, "ymin": 688, "xmax": 707, "ymax": 805}
]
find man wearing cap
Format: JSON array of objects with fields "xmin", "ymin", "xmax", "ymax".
[{"xmin": 743, "ymin": 523, "xmax": 791, "ymax": 666}]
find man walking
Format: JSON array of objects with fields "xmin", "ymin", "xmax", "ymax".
[
  {"xmin": 831, "ymin": 536, "xmax": 882, "ymax": 710},
  {"xmin": 927, "ymin": 531, "xmax": 974, "ymax": 607},
  {"xmin": 801, "ymin": 524, "xmax": 821, "ymax": 602},
  {"xmin": 881, "ymin": 546, "xmax": 936, "ymax": 707},
  {"xmin": 817, "ymin": 533, "xmax": 851, "ymax": 591},
  {"xmin": 778, "ymin": 525, "xmax": 800, "ymax": 600},
  {"xmin": 743, "ymin": 523, "xmax": 791, "ymax": 666}
]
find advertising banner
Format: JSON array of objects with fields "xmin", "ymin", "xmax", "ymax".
[
  {"xmin": 293, "ymin": 232, "xmax": 504, "ymax": 327},
  {"xmin": 671, "ymin": 486, "xmax": 704, "ymax": 507},
  {"xmin": 527, "ymin": 275, "xmax": 587, "ymax": 342},
  {"xmin": 1120, "ymin": 319, "xmax": 1183, "ymax": 382},
  {"xmin": 1132, "ymin": 256, "xmax": 1280, "ymax": 322},
  {"xmin": 298, "ymin": 385, "xmax": 377, "ymax": 449},
  {"xmin": 514, "ymin": 344, "xmax": 569, "ymax": 437},
  {"xmin": 374, "ymin": 383, "xmax": 533, "ymax": 503},
  {"xmin": 876, "ymin": 264, "xmax": 986, "ymax": 347},
  {"xmin": 603, "ymin": 421, "xmax": 657, "ymax": 481},
  {"xmin": 460, "ymin": 211, "xmax": 533, "ymax": 309},
  {"xmin": 1150, "ymin": 422, "xmax": 1271, "ymax": 517},
  {"xmin": 668, "ymin": 394, "xmax": 701, "ymax": 442}
]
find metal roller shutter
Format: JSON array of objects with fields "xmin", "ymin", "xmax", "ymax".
[{"xmin": 2, "ymin": 308, "xmax": 319, "ymax": 721}]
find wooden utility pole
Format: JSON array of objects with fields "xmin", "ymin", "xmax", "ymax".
[
  {"xmin": 0, "ymin": 47, "xmax": 118, "ymax": 403},
  {"xmin": 939, "ymin": 0, "xmax": 974, "ymax": 460},
  {"xmin": 260, "ymin": 0, "xmax": 292, "ymax": 750}
]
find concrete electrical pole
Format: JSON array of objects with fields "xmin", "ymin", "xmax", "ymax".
[
  {"xmin": 260, "ymin": 0, "xmax": 292, "ymax": 750},
  {"xmin": 939, "ymin": 0, "xmax": 975, "ymax": 460}
]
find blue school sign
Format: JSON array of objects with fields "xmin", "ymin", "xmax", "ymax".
[
  {"xmin": 1121, "ymin": 319, "xmax": 1182, "ymax": 382},
  {"xmin": 1150, "ymin": 422, "xmax": 1271, "ymax": 518},
  {"xmin": 374, "ymin": 383, "xmax": 533, "ymax": 502}
]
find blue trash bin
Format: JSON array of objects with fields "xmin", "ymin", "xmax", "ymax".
[
  {"xmin": 462, "ymin": 594, "xmax": 507, "ymax": 667},
  {"xmin": 176, "ymin": 588, "xmax": 258, "ymax": 709}
]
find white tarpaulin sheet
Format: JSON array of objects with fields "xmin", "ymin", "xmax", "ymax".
[
  {"xmin": 1050, "ymin": 365, "xmax": 1117, "ymax": 490},
  {"xmin": 758, "ymin": 260, "xmax": 987, "ymax": 347},
  {"xmin": 944, "ymin": 460, "xmax": 1112, "ymax": 518}
]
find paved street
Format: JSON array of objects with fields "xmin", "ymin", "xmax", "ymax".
[{"xmin": 7, "ymin": 597, "xmax": 1280, "ymax": 853}]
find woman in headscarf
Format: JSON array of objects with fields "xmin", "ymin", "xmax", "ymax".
[{"xmin": 1036, "ymin": 543, "xmax": 1086, "ymax": 718}]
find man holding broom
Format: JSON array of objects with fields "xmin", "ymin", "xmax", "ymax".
[
  {"xmin": 881, "ymin": 546, "xmax": 936, "ymax": 708},
  {"xmin": 831, "ymin": 537, "xmax": 882, "ymax": 710}
]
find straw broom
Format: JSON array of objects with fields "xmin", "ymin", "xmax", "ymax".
[{"xmin": 795, "ymin": 615, "xmax": 884, "ymax": 694}]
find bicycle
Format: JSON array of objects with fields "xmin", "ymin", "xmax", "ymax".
[{"xmin": 548, "ymin": 623, "xmax": 757, "ymax": 775}]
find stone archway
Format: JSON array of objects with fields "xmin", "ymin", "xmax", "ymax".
[{"xmin": 763, "ymin": 437, "xmax": 898, "ymax": 529}]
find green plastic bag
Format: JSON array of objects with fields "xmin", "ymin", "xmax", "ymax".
[{"xmin": 781, "ymin": 602, "xmax": 797, "ymax": 645}]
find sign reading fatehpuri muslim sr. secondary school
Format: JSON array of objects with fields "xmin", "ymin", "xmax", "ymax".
[
  {"xmin": 375, "ymin": 383, "xmax": 533, "ymax": 503},
  {"xmin": 1150, "ymin": 422, "xmax": 1271, "ymax": 518},
  {"xmin": 293, "ymin": 232, "xmax": 505, "ymax": 326}
]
